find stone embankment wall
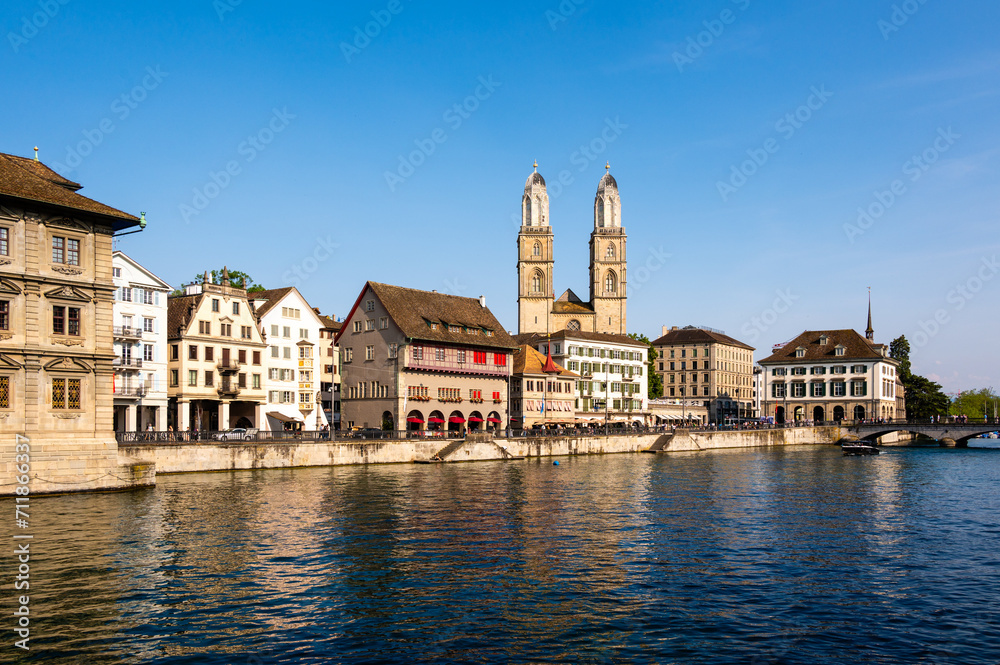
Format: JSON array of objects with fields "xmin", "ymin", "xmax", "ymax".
[
  {"xmin": 0, "ymin": 437, "xmax": 156, "ymax": 497},
  {"xmin": 120, "ymin": 427, "xmax": 842, "ymax": 476}
]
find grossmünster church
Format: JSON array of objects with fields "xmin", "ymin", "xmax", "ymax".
[{"xmin": 517, "ymin": 163, "xmax": 628, "ymax": 336}]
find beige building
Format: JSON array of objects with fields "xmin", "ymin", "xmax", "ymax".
[
  {"xmin": 517, "ymin": 163, "xmax": 627, "ymax": 336},
  {"xmin": 759, "ymin": 327, "xmax": 904, "ymax": 424},
  {"xmin": 166, "ymin": 269, "xmax": 268, "ymax": 432},
  {"xmin": 0, "ymin": 150, "xmax": 151, "ymax": 494},
  {"xmin": 510, "ymin": 344, "xmax": 578, "ymax": 429},
  {"xmin": 317, "ymin": 312, "xmax": 342, "ymax": 430},
  {"xmin": 337, "ymin": 282, "xmax": 515, "ymax": 433},
  {"xmin": 652, "ymin": 326, "xmax": 756, "ymax": 424}
]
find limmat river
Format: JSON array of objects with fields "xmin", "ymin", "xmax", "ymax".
[{"xmin": 4, "ymin": 444, "xmax": 1000, "ymax": 664}]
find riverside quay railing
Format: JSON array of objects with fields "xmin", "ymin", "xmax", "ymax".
[{"xmin": 116, "ymin": 429, "xmax": 468, "ymax": 444}]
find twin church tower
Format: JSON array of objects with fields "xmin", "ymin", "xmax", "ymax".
[{"xmin": 516, "ymin": 163, "xmax": 628, "ymax": 336}]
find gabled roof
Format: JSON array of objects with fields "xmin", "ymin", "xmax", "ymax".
[
  {"xmin": 248, "ymin": 287, "xmax": 296, "ymax": 319},
  {"xmin": 167, "ymin": 294, "xmax": 201, "ymax": 338},
  {"xmin": 318, "ymin": 314, "xmax": 343, "ymax": 332},
  {"xmin": 513, "ymin": 329, "xmax": 646, "ymax": 348},
  {"xmin": 758, "ymin": 329, "xmax": 890, "ymax": 364},
  {"xmin": 0, "ymin": 152, "xmax": 139, "ymax": 228},
  {"xmin": 337, "ymin": 282, "xmax": 516, "ymax": 350},
  {"xmin": 512, "ymin": 344, "xmax": 579, "ymax": 378},
  {"xmin": 112, "ymin": 251, "xmax": 172, "ymax": 291},
  {"xmin": 651, "ymin": 327, "xmax": 754, "ymax": 351}
]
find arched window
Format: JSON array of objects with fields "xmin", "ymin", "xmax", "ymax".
[
  {"xmin": 606, "ymin": 244, "xmax": 615, "ymax": 259},
  {"xmin": 597, "ymin": 199, "xmax": 604, "ymax": 227},
  {"xmin": 567, "ymin": 319, "xmax": 581, "ymax": 331},
  {"xmin": 531, "ymin": 271, "xmax": 544, "ymax": 294},
  {"xmin": 533, "ymin": 242, "xmax": 541, "ymax": 257},
  {"xmin": 525, "ymin": 198, "xmax": 532, "ymax": 226},
  {"xmin": 605, "ymin": 271, "xmax": 617, "ymax": 294}
]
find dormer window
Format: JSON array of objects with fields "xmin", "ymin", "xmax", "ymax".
[
  {"xmin": 819, "ymin": 335, "xmax": 828, "ymax": 345},
  {"xmin": 795, "ymin": 347, "xmax": 806, "ymax": 358},
  {"xmin": 835, "ymin": 346, "xmax": 846, "ymax": 356}
]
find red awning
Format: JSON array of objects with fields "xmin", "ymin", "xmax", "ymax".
[
  {"xmin": 449, "ymin": 416, "xmax": 466, "ymax": 424},
  {"xmin": 468, "ymin": 416, "xmax": 484, "ymax": 422},
  {"xmin": 487, "ymin": 417, "xmax": 502, "ymax": 423},
  {"xmin": 428, "ymin": 417, "xmax": 445, "ymax": 424},
  {"xmin": 406, "ymin": 417, "xmax": 424, "ymax": 423}
]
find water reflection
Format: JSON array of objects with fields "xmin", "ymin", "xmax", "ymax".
[{"xmin": 2, "ymin": 446, "xmax": 999, "ymax": 664}]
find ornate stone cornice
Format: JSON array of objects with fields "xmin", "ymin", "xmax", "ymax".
[
  {"xmin": 44, "ymin": 285, "xmax": 92, "ymax": 302},
  {"xmin": 43, "ymin": 356, "xmax": 94, "ymax": 373},
  {"xmin": 52, "ymin": 266, "xmax": 85, "ymax": 276}
]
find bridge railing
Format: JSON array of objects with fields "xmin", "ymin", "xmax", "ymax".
[{"xmin": 846, "ymin": 419, "xmax": 1000, "ymax": 428}]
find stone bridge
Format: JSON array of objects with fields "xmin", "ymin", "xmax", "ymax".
[{"xmin": 846, "ymin": 422, "xmax": 999, "ymax": 446}]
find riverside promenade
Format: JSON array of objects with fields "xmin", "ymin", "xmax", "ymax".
[{"xmin": 119, "ymin": 426, "xmax": 842, "ymax": 476}]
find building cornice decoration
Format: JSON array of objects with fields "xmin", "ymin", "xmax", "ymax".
[
  {"xmin": 45, "ymin": 217, "xmax": 90, "ymax": 233},
  {"xmin": 43, "ymin": 356, "xmax": 94, "ymax": 373},
  {"xmin": 44, "ymin": 285, "xmax": 92, "ymax": 302},
  {"xmin": 0, "ymin": 278, "xmax": 21, "ymax": 295},
  {"xmin": 52, "ymin": 266, "xmax": 85, "ymax": 276},
  {"xmin": 0, "ymin": 353, "xmax": 23, "ymax": 369},
  {"xmin": 0, "ymin": 206, "xmax": 20, "ymax": 222}
]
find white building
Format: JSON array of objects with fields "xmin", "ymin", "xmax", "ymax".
[
  {"xmin": 515, "ymin": 330, "xmax": 649, "ymax": 426},
  {"xmin": 112, "ymin": 251, "xmax": 171, "ymax": 431},
  {"xmin": 250, "ymin": 288, "xmax": 328, "ymax": 431}
]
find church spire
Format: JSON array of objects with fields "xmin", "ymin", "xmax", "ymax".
[{"xmin": 866, "ymin": 288, "xmax": 874, "ymax": 341}]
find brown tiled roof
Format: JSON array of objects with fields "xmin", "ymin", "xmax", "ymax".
[
  {"xmin": 512, "ymin": 344, "xmax": 579, "ymax": 377},
  {"xmin": 0, "ymin": 152, "xmax": 139, "ymax": 226},
  {"xmin": 363, "ymin": 282, "xmax": 517, "ymax": 350},
  {"xmin": 553, "ymin": 300, "xmax": 594, "ymax": 314},
  {"xmin": 167, "ymin": 294, "xmax": 202, "ymax": 338},
  {"xmin": 318, "ymin": 314, "xmax": 343, "ymax": 332},
  {"xmin": 513, "ymin": 329, "xmax": 646, "ymax": 348},
  {"xmin": 758, "ymin": 329, "xmax": 888, "ymax": 364},
  {"xmin": 652, "ymin": 327, "xmax": 755, "ymax": 351},
  {"xmin": 248, "ymin": 287, "xmax": 296, "ymax": 319}
]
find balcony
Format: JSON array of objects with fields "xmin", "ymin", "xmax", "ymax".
[
  {"xmin": 114, "ymin": 384, "xmax": 146, "ymax": 399},
  {"xmin": 113, "ymin": 357, "xmax": 143, "ymax": 371},
  {"xmin": 217, "ymin": 360, "xmax": 242, "ymax": 374},
  {"xmin": 217, "ymin": 383, "xmax": 241, "ymax": 398},
  {"xmin": 113, "ymin": 326, "xmax": 143, "ymax": 341}
]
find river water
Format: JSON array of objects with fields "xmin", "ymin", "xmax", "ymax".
[{"xmin": 4, "ymin": 444, "xmax": 1000, "ymax": 664}]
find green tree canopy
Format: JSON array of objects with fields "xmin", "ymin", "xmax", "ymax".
[
  {"xmin": 890, "ymin": 334, "xmax": 949, "ymax": 420},
  {"xmin": 628, "ymin": 333, "xmax": 664, "ymax": 400},
  {"xmin": 950, "ymin": 388, "xmax": 999, "ymax": 420}
]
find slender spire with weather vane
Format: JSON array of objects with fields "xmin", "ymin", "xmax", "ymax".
[{"xmin": 866, "ymin": 287, "xmax": 874, "ymax": 341}]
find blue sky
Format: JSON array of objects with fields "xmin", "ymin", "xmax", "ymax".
[{"xmin": 5, "ymin": 0, "xmax": 998, "ymax": 392}]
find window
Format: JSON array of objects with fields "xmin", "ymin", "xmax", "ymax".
[
  {"xmin": 270, "ymin": 346, "xmax": 279, "ymax": 358},
  {"xmin": 188, "ymin": 370, "xmax": 198, "ymax": 386},
  {"xmin": 604, "ymin": 272, "xmax": 617, "ymax": 294},
  {"xmin": 170, "ymin": 370, "xmax": 178, "ymax": 387},
  {"xmin": 283, "ymin": 347, "xmax": 291, "ymax": 359},
  {"xmin": 188, "ymin": 345, "xmax": 198, "ymax": 360},
  {"xmin": 791, "ymin": 367, "xmax": 807, "ymax": 376},
  {"xmin": 531, "ymin": 271, "xmax": 543, "ymax": 293},
  {"xmin": 795, "ymin": 348, "xmax": 805, "ymax": 358},
  {"xmin": 366, "ymin": 319, "xmax": 375, "ymax": 332},
  {"xmin": 142, "ymin": 289, "xmax": 153, "ymax": 305},
  {"xmin": 344, "ymin": 348, "xmax": 353, "ymax": 362},
  {"xmin": 0, "ymin": 301, "xmax": 7, "ymax": 330},
  {"xmin": 473, "ymin": 351, "xmax": 487, "ymax": 364},
  {"xmin": 52, "ymin": 306, "xmax": 80, "ymax": 336},
  {"xmin": 212, "ymin": 299, "xmax": 220, "ymax": 312},
  {"xmin": 811, "ymin": 383, "xmax": 826, "ymax": 397},
  {"xmin": 412, "ymin": 346, "xmax": 423, "ymax": 361},
  {"xmin": 51, "ymin": 378, "xmax": 81, "ymax": 410},
  {"xmin": 606, "ymin": 244, "xmax": 615, "ymax": 259},
  {"xmin": 0, "ymin": 376, "xmax": 8, "ymax": 408},
  {"xmin": 238, "ymin": 349, "xmax": 247, "ymax": 364},
  {"xmin": 232, "ymin": 302, "xmax": 240, "ymax": 315},
  {"xmin": 299, "ymin": 328, "xmax": 309, "ymax": 339},
  {"xmin": 51, "ymin": 237, "xmax": 80, "ymax": 265},
  {"xmin": 252, "ymin": 374, "xmax": 261, "ymax": 389},
  {"xmin": 238, "ymin": 373, "xmax": 247, "ymax": 389},
  {"xmin": 199, "ymin": 321, "xmax": 210, "ymax": 335},
  {"xmin": 852, "ymin": 381, "xmax": 867, "ymax": 397},
  {"xmin": 435, "ymin": 348, "xmax": 445, "ymax": 361},
  {"xmin": 835, "ymin": 346, "xmax": 846, "ymax": 356},
  {"xmin": 204, "ymin": 371, "xmax": 214, "ymax": 387},
  {"xmin": 366, "ymin": 300, "xmax": 375, "ymax": 312},
  {"xmin": 241, "ymin": 325, "xmax": 252, "ymax": 339},
  {"xmin": 205, "ymin": 347, "xmax": 214, "ymax": 362},
  {"xmin": 120, "ymin": 286, "xmax": 132, "ymax": 302},
  {"xmin": 380, "ymin": 317, "xmax": 388, "ymax": 330},
  {"xmin": 0, "ymin": 228, "xmax": 8, "ymax": 255},
  {"xmin": 772, "ymin": 384, "xmax": 785, "ymax": 398},
  {"xmin": 533, "ymin": 241, "xmax": 541, "ymax": 257},
  {"xmin": 353, "ymin": 321, "xmax": 362, "ymax": 333},
  {"xmin": 270, "ymin": 324, "xmax": 279, "ymax": 337},
  {"xmin": 170, "ymin": 344, "xmax": 179, "ymax": 361},
  {"xmin": 253, "ymin": 351, "xmax": 261, "ymax": 365},
  {"xmin": 220, "ymin": 324, "xmax": 232, "ymax": 337},
  {"xmin": 832, "ymin": 382, "xmax": 846, "ymax": 397},
  {"xmin": 143, "ymin": 345, "xmax": 154, "ymax": 362},
  {"xmin": 792, "ymin": 384, "xmax": 806, "ymax": 397},
  {"xmin": 457, "ymin": 349, "xmax": 466, "ymax": 363},
  {"xmin": 143, "ymin": 317, "xmax": 154, "ymax": 333}
]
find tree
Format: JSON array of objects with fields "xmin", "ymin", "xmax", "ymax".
[
  {"xmin": 628, "ymin": 333, "xmax": 664, "ymax": 399},
  {"xmin": 195, "ymin": 268, "xmax": 265, "ymax": 293},
  {"xmin": 890, "ymin": 334, "xmax": 949, "ymax": 420},
  {"xmin": 950, "ymin": 388, "xmax": 999, "ymax": 420}
]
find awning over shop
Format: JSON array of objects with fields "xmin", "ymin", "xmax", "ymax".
[
  {"xmin": 468, "ymin": 416, "xmax": 484, "ymax": 423},
  {"xmin": 487, "ymin": 417, "xmax": 502, "ymax": 423},
  {"xmin": 267, "ymin": 409, "xmax": 304, "ymax": 423},
  {"xmin": 449, "ymin": 416, "xmax": 466, "ymax": 424},
  {"xmin": 428, "ymin": 417, "xmax": 445, "ymax": 424},
  {"xmin": 406, "ymin": 417, "xmax": 424, "ymax": 423}
]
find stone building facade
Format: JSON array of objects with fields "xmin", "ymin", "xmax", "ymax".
[
  {"xmin": 0, "ymin": 150, "xmax": 152, "ymax": 494},
  {"xmin": 337, "ymin": 282, "xmax": 516, "ymax": 433},
  {"xmin": 510, "ymin": 344, "xmax": 578, "ymax": 429},
  {"xmin": 517, "ymin": 163, "xmax": 628, "ymax": 336},
  {"xmin": 651, "ymin": 326, "xmax": 756, "ymax": 424},
  {"xmin": 166, "ymin": 271, "xmax": 268, "ymax": 432}
]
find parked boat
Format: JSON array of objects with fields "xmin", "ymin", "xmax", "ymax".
[{"xmin": 842, "ymin": 440, "xmax": 880, "ymax": 456}]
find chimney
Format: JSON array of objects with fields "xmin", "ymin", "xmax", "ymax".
[
  {"xmin": 662, "ymin": 325, "xmax": 669, "ymax": 336},
  {"xmin": 479, "ymin": 295, "xmax": 486, "ymax": 308},
  {"xmin": 671, "ymin": 326, "xmax": 678, "ymax": 331}
]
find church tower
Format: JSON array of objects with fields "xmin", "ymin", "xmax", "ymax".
[
  {"xmin": 517, "ymin": 163, "xmax": 554, "ymax": 334},
  {"xmin": 589, "ymin": 164, "xmax": 627, "ymax": 335}
]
